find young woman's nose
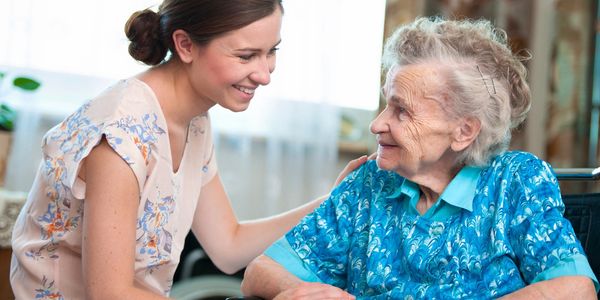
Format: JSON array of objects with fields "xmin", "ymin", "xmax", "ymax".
[{"xmin": 250, "ymin": 56, "xmax": 274, "ymax": 85}]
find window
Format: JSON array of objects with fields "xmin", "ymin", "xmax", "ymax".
[{"xmin": 0, "ymin": 0, "xmax": 385, "ymax": 110}]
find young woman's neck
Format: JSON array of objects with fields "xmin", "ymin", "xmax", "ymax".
[{"xmin": 140, "ymin": 59, "xmax": 214, "ymax": 128}]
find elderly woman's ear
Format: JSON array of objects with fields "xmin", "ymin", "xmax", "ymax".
[{"xmin": 450, "ymin": 117, "xmax": 481, "ymax": 152}]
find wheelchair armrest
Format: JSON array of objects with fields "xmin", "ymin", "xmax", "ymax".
[
  {"xmin": 554, "ymin": 167, "xmax": 600, "ymax": 180},
  {"xmin": 556, "ymin": 166, "xmax": 600, "ymax": 288}
]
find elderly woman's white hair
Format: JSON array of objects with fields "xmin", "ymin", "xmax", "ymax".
[{"xmin": 382, "ymin": 17, "xmax": 531, "ymax": 166}]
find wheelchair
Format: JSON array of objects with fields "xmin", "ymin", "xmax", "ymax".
[{"xmin": 170, "ymin": 233, "xmax": 245, "ymax": 300}]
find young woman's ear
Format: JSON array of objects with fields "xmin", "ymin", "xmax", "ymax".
[
  {"xmin": 172, "ymin": 29, "xmax": 195, "ymax": 63},
  {"xmin": 451, "ymin": 117, "xmax": 481, "ymax": 152}
]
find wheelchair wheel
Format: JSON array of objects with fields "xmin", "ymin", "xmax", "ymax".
[{"xmin": 170, "ymin": 275, "xmax": 243, "ymax": 300}]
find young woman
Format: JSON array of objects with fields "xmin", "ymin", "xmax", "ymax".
[{"xmin": 10, "ymin": 1, "xmax": 365, "ymax": 298}]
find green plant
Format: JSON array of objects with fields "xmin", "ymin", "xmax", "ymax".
[{"xmin": 0, "ymin": 72, "xmax": 41, "ymax": 131}]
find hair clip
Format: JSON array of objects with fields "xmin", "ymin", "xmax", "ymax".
[{"xmin": 476, "ymin": 65, "xmax": 496, "ymax": 96}]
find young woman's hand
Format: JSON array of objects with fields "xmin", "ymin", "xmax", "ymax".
[{"xmin": 333, "ymin": 153, "xmax": 377, "ymax": 187}]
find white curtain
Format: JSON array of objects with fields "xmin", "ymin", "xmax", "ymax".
[
  {"xmin": 212, "ymin": 100, "xmax": 341, "ymax": 219},
  {"xmin": 0, "ymin": 0, "xmax": 385, "ymax": 219},
  {"xmin": 0, "ymin": 0, "xmax": 156, "ymax": 79}
]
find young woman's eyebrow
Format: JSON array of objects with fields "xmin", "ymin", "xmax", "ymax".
[{"xmin": 235, "ymin": 39, "xmax": 282, "ymax": 52}]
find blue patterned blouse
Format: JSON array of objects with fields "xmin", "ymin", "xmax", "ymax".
[{"xmin": 265, "ymin": 151, "xmax": 598, "ymax": 299}]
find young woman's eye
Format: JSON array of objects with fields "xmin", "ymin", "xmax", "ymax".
[
  {"xmin": 268, "ymin": 47, "xmax": 279, "ymax": 56},
  {"xmin": 238, "ymin": 55, "xmax": 253, "ymax": 61}
]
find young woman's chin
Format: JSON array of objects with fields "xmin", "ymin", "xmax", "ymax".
[
  {"xmin": 228, "ymin": 106, "xmax": 249, "ymax": 112},
  {"xmin": 221, "ymin": 88, "xmax": 254, "ymax": 112},
  {"xmin": 222, "ymin": 100, "xmax": 251, "ymax": 112}
]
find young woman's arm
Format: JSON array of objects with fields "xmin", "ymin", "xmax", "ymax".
[
  {"xmin": 82, "ymin": 139, "xmax": 168, "ymax": 299},
  {"xmin": 192, "ymin": 155, "xmax": 368, "ymax": 274}
]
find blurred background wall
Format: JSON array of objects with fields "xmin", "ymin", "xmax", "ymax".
[
  {"xmin": 384, "ymin": 0, "xmax": 600, "ymax": 193},
  {"xmin": 0, "ymin": 0, "xmax": 598, "ymax": 222}
]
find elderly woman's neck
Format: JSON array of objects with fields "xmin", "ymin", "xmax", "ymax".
[{"xmin": 412, "ymin": 163, "xmax": 464, "ymax": 212}]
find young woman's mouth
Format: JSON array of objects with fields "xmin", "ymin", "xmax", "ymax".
[{"xmin": 233, "ymin": 85, "xmax": 256, "ymax": 95}]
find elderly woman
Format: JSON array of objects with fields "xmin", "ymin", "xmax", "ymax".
[{"xmin": 240, "ymin": 17, "xmax": 598, "ymax": 299}]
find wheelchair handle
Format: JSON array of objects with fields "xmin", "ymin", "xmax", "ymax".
[{"xmin": 554, "ymin": 167, "xmax": 600, "ymax": 181}]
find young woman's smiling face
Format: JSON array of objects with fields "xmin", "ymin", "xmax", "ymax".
[
  {"xmin": 370, "ymin": 63, "xmax": 461, "ymax": 179},
  {"xmin": 190, "ymin": 6, "xmax": 282, "ymax": 112}
]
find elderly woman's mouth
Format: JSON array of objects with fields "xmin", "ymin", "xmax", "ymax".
[{"xmin": 378, "ymin": 142, "xmax": 397, "ymax": 148}]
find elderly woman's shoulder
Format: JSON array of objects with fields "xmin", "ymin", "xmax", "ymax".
[
  {"xmin": 487, "ymin": 150, "xmax": 554, "ymax": 178},
  {"xmin": 492, "ymin": 150, "xmax": 542, "ymax": 165}
]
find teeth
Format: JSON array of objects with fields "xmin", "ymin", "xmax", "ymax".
[{"xmin": 235, "ymin": 85, "xmax": 255, "ymax": 95}]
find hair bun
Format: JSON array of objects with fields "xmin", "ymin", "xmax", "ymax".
[{"xmin": 124, "ymin": 9, "xmax": 167, "ymax": 65}]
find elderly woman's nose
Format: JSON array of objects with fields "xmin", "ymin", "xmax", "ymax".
[{"xmin": 370, "ymin": 113, "xmax": 386, "ymax": 134}]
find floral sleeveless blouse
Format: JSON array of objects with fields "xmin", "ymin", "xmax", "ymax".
[{"xmin": 10, "ymin": 78, "xmax": 217, "ymax": 299}]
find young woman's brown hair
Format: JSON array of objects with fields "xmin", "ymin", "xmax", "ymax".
[{"xmin": 125, "ymin": 0, "xmax": 284, "ymax": 65}]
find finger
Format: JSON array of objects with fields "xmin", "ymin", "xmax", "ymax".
[
  {"xmin": 334, "ymin": 155, "xmax": 367, "ymax": 186},
  {"xmin": 367, "ymin": 152, "xmax": 377, "ymax": 160},
  {"xmin": 348, "ymin": 155, "xmax": 369, "ymax": 169},
  {"xmin": 285, "ymin": 283, "xmax": 355, "ymax": 300},
  {"xmin": 304, "ymin": 283, "xmax": 355, "ymax": 299}
]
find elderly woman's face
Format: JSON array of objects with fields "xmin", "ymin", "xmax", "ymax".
[{"xmin": 370, "ymin": 64, "xmax": 460, "ymax": 178}]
